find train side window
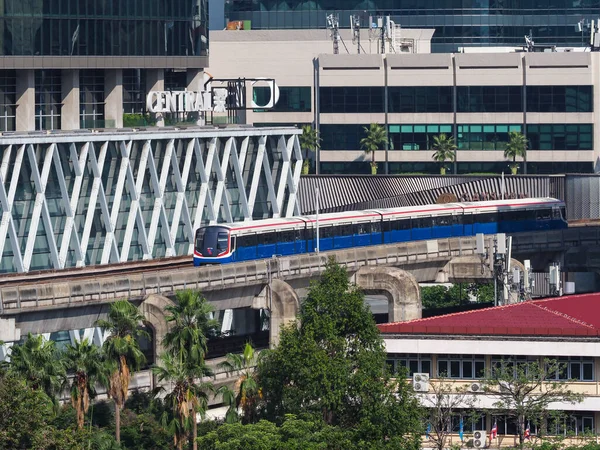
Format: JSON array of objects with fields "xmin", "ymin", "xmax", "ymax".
[
  {"xmin": 463, "ymin": 214, "xmax": 473, "ymax": 225},
  {"xmin": 217, "ymin": 232, "xmax": 229, "ymax": 252},
  {"xmin": 339, "ymin": 224, "xmax": 353, "ymax": 236},
  {"xmin": 417, "ymin": 217, "xmax": 432, "ymax": 228},
  {"xmin": 371, "ymin": 222, "xmax": 381, "ymax": 233},
  {"xmin": 452, "ymin": 215, "xmax": 462, "ymax": 225},
  {"xmin": 552, "ymin": 208, "xmax": 561, "ymax": 219},
  {"xmin": 321, "ymin": 226, "xmax": 332, "ymax": 238},
  {"xmin": 263, "ymin": 231, "xmax": 277, "ymax": 245},
  {"xmin": 356, "ymin": 223, "xmax": 368, "ymax": 235},
  {"xmin": 295, "ymin": 229, "xmax": 305, "ymax": 241},
  {"xmin": 400, "ymin": 219, "xmax": 411, "ymax": 229},
  {"xmin": 306, "ymin": 228, "xmax": 315, "ymax": 240},
  {"xmin": 383, "ymin": 220, "xmax": 393, "ymax": 232},
  {"xmin": 195, "ymin": 228, "xmax": 206, "ymax": 249},
  {"xmin": 279, "ymin": 230, "xmax": 295, "ymax": 243},
  {"xmin": 435, "ymin": 215, "xmax": 452, "ymax": 226},
  {"xmin": 238, "ymin": 234, "xmax": 257, "ymax": 248},
  {"xmin": 477, "ymin": 213, "xmax": 497, "ymax": 223},
  {"xmin": 536, "ymin": 209, "xmax": 552, "ymax": 221},
  {"xmin": 561, "ymin": 207, "xmax": 566, "ymax": 219},
  {"xmin": 231, "ymin": 236, "xmax": 237, "ymax": 251}
]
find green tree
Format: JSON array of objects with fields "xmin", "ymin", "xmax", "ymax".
[
  {"xmin": 162, "ymin": 289, "xmax": 218, "ymax": 450},
  {"xmin": 8, "ymin": 333, "xmax": 66, "ymax": 402},
  {"xmin": 299, "ymin": 124, "xmax": 320, "ymax": 175},
  {"xmin": 431, "ymin": 133, "xmax": 457, "ymax": 175},
  {"xmin": 257, "ymin": 258, "xmax": 423, "ymax": 448},
  {"xmin": 360, "ymin": 123, "xmax": 388, "ymax": 175},
  {"xmin": 0, "ymin": 371, "xmax": 55, "ymax": 449},
  {"xmin": 95, "ymin": 299, "xmax": 149, "ymax": 444},
  {"xmin": 64, "ymin": 338, "xmax": 106, "ymax": 430},
  {"xmin": 422, "ymin": 378, "xmax": 476, "ymax": 450},
  {"xmin": 504, "ymin": 131, "xmax": 527, "ymax": 174},
  {"xmin": 217, "ymin": 342, "xmax": 262, "ymax": 424},
  {"xmin": 483, "ymin": 358, "xmax": 583, "ymax": 449},
  {"xmin": 153, "ymin": 352, "xmax": 213, "ymax": 450}
]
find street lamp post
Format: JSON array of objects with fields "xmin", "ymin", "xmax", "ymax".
[{"xmin": 315, "ymin": 186, "xmax": 320, "ymax": 253}]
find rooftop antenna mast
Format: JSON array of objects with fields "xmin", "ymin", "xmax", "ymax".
[
  {"xmin": 351, "ymin": 15, "xmax": 361, "ymax": 54},
  {"xmin": 327, "ymin": 14, "xmax": 340, "ymax": 54}
]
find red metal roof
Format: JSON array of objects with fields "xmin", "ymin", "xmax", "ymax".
[{"xmin": 378, "ymin": 293, "xmax": 600, "ymax": 337}]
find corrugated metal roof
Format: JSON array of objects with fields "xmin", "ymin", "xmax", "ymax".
[
  {"xmin": 378, "ymin": 293, "xmax": 600, "ymax": 337},
  {"xmin": 299, "ymin": 175, "xmax": 565, "ymax": 214}
]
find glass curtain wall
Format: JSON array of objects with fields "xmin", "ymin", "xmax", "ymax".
[
  {"xmin": 225, "ymin": 0, "xmax": 600, "ymax": 51},
  {"xmin": 35, "ymin": 69, "xmax": 62, "ymax": 130},
  {"xmin": 0, "ymin": 0, "xmax": 208, "ymax": 56}
]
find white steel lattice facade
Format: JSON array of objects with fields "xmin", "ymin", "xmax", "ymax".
[{"xmin": 0, "ymin": 127, "xmax": 302, "ymax": 273}]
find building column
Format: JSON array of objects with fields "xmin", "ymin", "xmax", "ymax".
[
  {"xmin": 146, "ymin": 69, "xmax": 164, "ymax": 127},
  {"xmin": 16, "ymin": 69, "xmax": 35, "ymax": 131},
  {"xmin": 105, "ymin": 69, "xmax": 123, "ymax": 129},
  {"xmin": 187, "ymin": 69, "xmax": 205, "ymax": 125},
  {"xmin": 61, "ymin": 69, "xmax": 80, "ymax": 131}
]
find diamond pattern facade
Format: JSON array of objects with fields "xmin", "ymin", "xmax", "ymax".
[{"xmin": 0, "ymin": 127, "xmax": 302, "ymax": 273}]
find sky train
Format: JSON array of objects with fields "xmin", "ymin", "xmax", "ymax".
[{"xmin": 193, "ymin": 198, "xmax": 567, "ymax": 266}]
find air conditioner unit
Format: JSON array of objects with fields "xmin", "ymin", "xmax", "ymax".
[
  {"xmin": 412, "ymin": 373, "xmax": 429, "ymax": 392},
  {"xmin": 473, "ymin": 430, "xmax": 487, "ymax": 448},
  {"xmin": 469, "ymin": 382, "xmax": 483, "ymax": 393}
]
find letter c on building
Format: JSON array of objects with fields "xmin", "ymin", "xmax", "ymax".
[{"xmin": 146, "ymin": 91, "xmax": 162, "ymax": 113}]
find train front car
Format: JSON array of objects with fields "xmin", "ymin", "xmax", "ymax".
[{"xmin": 193, "ymin": 225, "xmax": 233, "ymax": 266}]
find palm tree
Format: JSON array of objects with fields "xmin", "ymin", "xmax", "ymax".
[
  {"xmin": 504, "ymin": 131, "xmax": 528, "ymax": 175},
  {"xmin": 432, "ymin": 133, "xmax": 457, "ymax": 175},
  {"xmin": 360, "ymin": 123, "xmax": 388, "ymax": 175},
  {"xmin": 153, "ymin": 353, "xmax": 213, "ymax": 450},
  {"xmin": 162, "ymin": 289, "xmax": 218, "ymax": 450},
  {"xmin": 95, "ymin": 300, "xmax": 149, "ymax": 443},
  {"xmin": 217, "ymin": 342, "xmax": 262, "ymax": 424},
  {"xmin": 216, "ymin": 385, "xmax": 239, "ymax": 424},
  {"xmin": 299, "ymin": 124, "xmax": 321, "ymax": 175},
  {"xmin": 163, "ymin": 289, "xmax": 218, "ymax": 367},
  {"xmin": 9, "ymin": 333, "xmax": 66, "ymax": 402},
  {"xmin": 64, "ymin": 338, "xmax": 106, "ymax": 430}
]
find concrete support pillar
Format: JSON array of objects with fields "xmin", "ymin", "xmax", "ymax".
[
  {"xmin": 105, "ymin": 69, "xmax": 123, "ymax": 129},
  {"xmin": 267, "ymin": 279, "xmax": 299, "ymax": 348},
  {"xmin": 61, "ymin": 69, "xmax": 80, "ymax": 131},
  {"xmin": 139, "ymin": 294, "xmax": 174, "ymax": 362},
  {"xmin": 16, "ymin": 69, "xmax": 35, "ymax": 131},
  {"xmin": 146, "ymin": 69, "xmax": 165, "ymax": 127},
  {"xmin": 355, "ymin": 266, "xmax": 421, "ymax": 322},
  {"xmin": 187, "ymin": 68, "xmax": 205, "ymax": 125}
]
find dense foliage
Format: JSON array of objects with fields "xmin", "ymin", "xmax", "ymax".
[
  {"xmin": 421, "ymin": 283, "xmax": 493, "ymax": 310},
  {"xmin": 256, "ymin": 259, "xmax": 424, "ymax": 450}
]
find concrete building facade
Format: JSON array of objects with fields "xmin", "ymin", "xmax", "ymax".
[
  {"xmin": 379, "ymin": 293, "xmax": 600, "ymax": 442},
  {"xmin": 208, "ymin": 29, "xmax": 600, "ymax": 175}
]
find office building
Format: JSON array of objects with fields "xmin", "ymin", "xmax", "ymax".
[
  {"xmin": 208, "ymin": 28, "xmax": 599, "ymax": 175},
  {"xmin": 0, "ymin": 0, "xmax": 208, "ymax": 132},
  {"xmin": 223, "ymin": 0, "xmax": 600, "ymax": 52}
]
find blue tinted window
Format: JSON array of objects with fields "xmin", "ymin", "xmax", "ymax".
[
  {"xmin": 527, "ymin": 123, "xmax": 593, "ymax": 150},
  {"xmin": 526, "ymin": 86, "xmax": 593, "ymax": 112},
  {"xmin": 457, "ymin": 86, "xmax": 522, "ymax": 113},
  {"xmin": 388, "ymin": 86, "xmax": 453, "ymax": 113},
  {"xmin": 320, "ymin": 87, "xmax": 384, "ymax": 113}
]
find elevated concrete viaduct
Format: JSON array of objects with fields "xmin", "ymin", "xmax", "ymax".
[{"xmin": 2, "ymin": 226, "xmax": 598, "ymax": 349}]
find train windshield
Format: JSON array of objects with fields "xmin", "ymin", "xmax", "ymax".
[{"xmin": 195, "ymin": 226, "xmax": 229, "ymax": 257}]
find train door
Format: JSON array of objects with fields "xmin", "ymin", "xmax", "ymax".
[
  {"xmin": 432, "ymin": 214, "xmax": 453, "ymax": 239},
  {"xmin": 257, "ymin": 230, "xmax": 277, "ymax": 259},
  {"xmin": 235, "ymin": 234, "xmax": 258, "ymax": 261},
  {"xmin": 411, "ymin": 216, "xmax": 433, "ymax": 241},
  {"xmin": 276, "ymin": 229, "xmax": 296, "ymax": 255}
]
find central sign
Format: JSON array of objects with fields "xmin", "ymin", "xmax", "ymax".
[
  {"xmin": 145, "ymin": 78, "xmax": 280, "ymax": 114},
  {"xmin": 146, "ymin": 90, "xmax": 215, "ymax": 114}
]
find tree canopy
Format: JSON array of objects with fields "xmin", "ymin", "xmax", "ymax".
[{"xmin": 256, "ymin": 258, "xmax": 423, "ymax": 449}]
